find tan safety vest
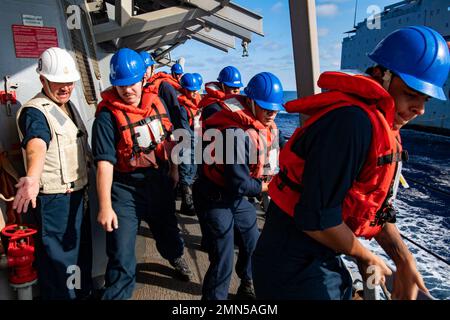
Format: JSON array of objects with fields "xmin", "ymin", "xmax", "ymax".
[{"xmin": 16, "ymin": 93, "xmax": 89, "ymax": 194}]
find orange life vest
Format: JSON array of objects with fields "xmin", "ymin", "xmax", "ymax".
[
  {"xmin": 198, "ymin": 82, "xmax": 228, "ymax": 110},
  {"xmin": 177, "ymin": 89, "xmax": 202, "ymax": 128},
  {"xmin": 146, "ymin": 72, "xmax": 181, "ymax": 94},
  {"xmin": 202, "ymin": 95, "xmax": 279, "ymax": 188},
  {"xmin": 268, "ymin": 71, "xmax": 405, "ymax": 239},
  {"xmin": 97, "ymin": 87, "xmax": 174, "ymax": 173}
]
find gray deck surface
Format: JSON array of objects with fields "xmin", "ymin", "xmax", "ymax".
[{"xmin": 131, "ymin": 200, "xmax": 266, "ymax": 300}]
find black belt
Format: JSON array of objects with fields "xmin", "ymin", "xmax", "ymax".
[
  {"xmin": 195, "ymin": 178, "xmax": 236, "ymax": 203},
  {"xmin": 277, "ymin": 169, "xmax": 303, "ymax": 192},
  {"xmin": 113, "ymin": 170, "xmax": 158, "ymax": 187}
]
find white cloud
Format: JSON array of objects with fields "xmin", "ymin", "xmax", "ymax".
[
  {"xmin": 263, "ymin": 41, "xmax": 283, "ymax": 51},
  {"xmin": 252, "ymin": 40, "xmax": 283, "ymax": 51},
  {"xmin": 186, "ymin": 61, "xmax": 206, "ymax": 68},
  {"xmin": 319, "ymin": 50, "xmax": 333, "ymax": 60},
  {"xmin": 332, "ymin": 42, "xmax": 342, "ymax": 51},
  {"xmin": 271, "ymin": 2, "xmax": 283, "ymax": 13},
  {"xmin": 316, "ymin": 4, "xmax": 339, "ymax": 17},
  {"xmin": 319, "ymin": 41, "xmax": 343, "ymax": 71},
  {"xmin": 331, "ymin": 59, "xmax": 341, "ymax": 67},
  {"xmin": 271, "ymin": 54, "xmax": 294, "ymax": 62},
  {"xmin": 317, "ymin": 28, "xmax": 329, "ymax": 37}
]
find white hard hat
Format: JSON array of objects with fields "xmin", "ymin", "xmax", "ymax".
[{"xmin": 36, "ymin": 47, "xmax": 80, "ymax": 82}]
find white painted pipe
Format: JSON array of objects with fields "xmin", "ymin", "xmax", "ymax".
[
  {"xmin": 0, "ymin": 254, "xmax": 7, "ymax": 270},
  {"xmin": 16, "ymin": 285, "xmax": 33, "ymax": 300},
  {"xmin": 10, "ymin": 280, "xmax": 37, "ymax": 300}
]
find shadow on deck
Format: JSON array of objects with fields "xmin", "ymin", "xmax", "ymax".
[{"xmin": 131, "ymin": 200, "xmax": 266, "ymax": 300}]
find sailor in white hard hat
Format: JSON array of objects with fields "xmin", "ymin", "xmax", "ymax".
[{"xmin": 13, "ymin": 47, "xmax": 92, "ymax": 300}]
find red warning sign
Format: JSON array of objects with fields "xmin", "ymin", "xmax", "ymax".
[{"xmin": 12, "ymin": 24, "xmax": 58, "ymax": 58}]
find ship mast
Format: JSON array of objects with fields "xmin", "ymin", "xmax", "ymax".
[{"xmin": 353, "ymin": 0, "xmax": 359, "ymax": 28}]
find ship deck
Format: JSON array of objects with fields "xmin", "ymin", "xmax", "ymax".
[{"xmin": 130, "ymin": 199, "xmax": 266, "ymax": 300}]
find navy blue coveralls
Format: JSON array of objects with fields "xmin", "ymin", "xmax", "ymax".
[
  {"xmin": 177, "ymin": 104, "xmax": 197, "ymax": 187},
  {"xmin": 155, "ymin": 81, "xmax": 188, "ymax": 131},
  {"xmin": 92, "ymin": 100, "xmax": 184, "ymax": 300},
  {"xmin": 18, "ymin": 103, "xmax": 92, "ymax": 300},
  {"xmin": 193, "ymin": 102, "xmax": 263, "ymax": 300},
  {"xmin": 195, "ymin": 102, "xmax": 286, "ymax": 242},
  {"xmin": 252, "ymin": 107, "xmax": 373, "ymax": 300},
  {"xmin": 155, "ymin": 81, "xmax": 195, "ymax": 187}
]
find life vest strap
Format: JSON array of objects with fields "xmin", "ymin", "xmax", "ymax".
[
  {"xmin": 377, "ymin": 150, "xmax": 408, "ymax": 166},
  {"xmin": 119, "ymin": 113, "xmax": 169, "ymax": 132},
  {"xmin": 371, "ymin": 203, "xmax": 397, "ymax": 227},
  {"xmin": 120, "ymin": 109, "xmax": 169, "ymax": 155},
  {"xmin": 187, "ymin": 107, "xmax": 196, "ymax": 124},
  {"xmin": 277, "ymin": 168, "xmax": 303, "ymax": 192},
  {"xmin": 131, "ymin": 139, "xmax": 157, "ymax": 154}
]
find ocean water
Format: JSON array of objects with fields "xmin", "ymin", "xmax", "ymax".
[
  {"xmin": 276, "ymin": 91, "xmax": 450, "ymax": 300},
  {"xmin": 275, "ymin": 91, "xmax": 301, "ymax": 138},
  {"xmin": 282, "ymin": 90, "xmax": 299, "ymax": 103}
]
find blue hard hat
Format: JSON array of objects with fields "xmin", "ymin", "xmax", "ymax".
[
  {"xmin": 368, "ymin": 26, "xmax": 450, "ymax": 100},
  {"xmin": 139, "ymin": 51, "xmax": 155, "ymax": 68},
  {"xmin": 217, "ymin": 66, "xmax": 244, "ymax": 88},
  {"xmin": 192, "ymin": 72, "xmax": 203, "ymax": 86},
  {"xmin": 171, "ymin": 63, "xmax": 183, "ymax": 75},
  {"xmin": 110, "ymin": 48, "xmax": 145, "ymax": 86},
  {"xmin": 244, "ymin": 72, "xmax": 285, "ymax": 111},
  {"xmin": 180, "ymin": 73, "xmax": 201, "ymax": 91}
]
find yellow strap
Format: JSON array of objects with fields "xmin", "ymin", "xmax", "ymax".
[{"xmin": 399, "ymin": 174, "xmax": 409, "ymax": 189}]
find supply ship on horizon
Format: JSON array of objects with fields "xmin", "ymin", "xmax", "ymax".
[{"xmin": 341, "ymin": 0, "xmax": 450, "ymax": 134}]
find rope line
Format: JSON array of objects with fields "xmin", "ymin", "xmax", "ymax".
[
  {"xmin": 401, "ymin": 234, "xmax": 450, "ymax": 266},
  {"xmin": 403, "ymin": 175, "xmax": 450, "ymax": 197}
]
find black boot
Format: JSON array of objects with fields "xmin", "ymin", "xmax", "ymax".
[
  {"xmin": 170, "ymin": 256, "xmax": 192, "ymax": 281},
  {"xmin": 236, "ymin": 279, "xmax": 256, "ymax": 300},
  {"xmin": 180, "ymin": 184, "xmax": 196, "ymax": 216}
]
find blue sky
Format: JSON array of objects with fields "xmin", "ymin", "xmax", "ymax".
[{"xmin": 169, "ymin": 0, "xmax": 400, "ymax": 90}]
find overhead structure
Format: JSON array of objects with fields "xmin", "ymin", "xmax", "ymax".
[
  {"xmin": 288, "ymin": 0, "xmax": 320, "ymax": 99},
  {"xmin": 86, "ymin": 0, "xmax": 263, "ymax": 64},
  {"xmin": 288, "ymin": 0, "xmax": 320, "ymax": 126}
]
